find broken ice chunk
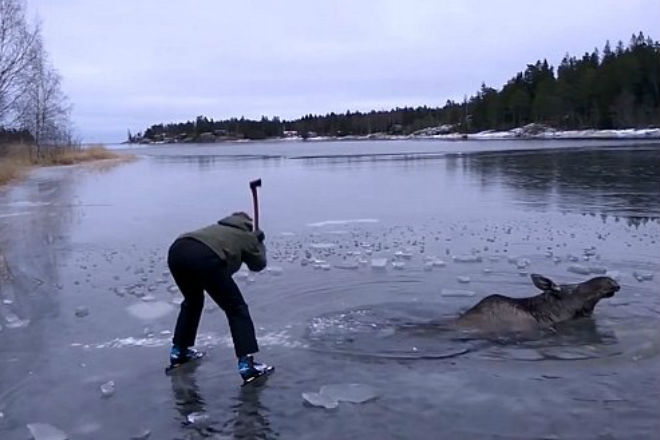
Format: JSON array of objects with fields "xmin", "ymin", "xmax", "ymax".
[
  {"xmin": 309, "ymin": 243, "xmax": 336, "ymax": 250},
  {"xmin": 441, "ymin": 289, "xmax": 475, "ymax": 297},
  {"xmin": 605, "ymin": 270, "xmax": 623, "ymax": 281},
  {"xmin": 185, "ymin": 412, "xmax": 210, "ymax": 426},
  {"xmin": 457, "ymin": 276, "xmax": 471, "ymax": 284},
  {"xmin": 370, "ymin": 258, "xmax": 388, "ymax": 270},
  {"xmin": 74, "ymin": 306, "xmax": 89, "ymax": 318},
  {"xmin": 583, "ymin": 247, "xmax": 597, "ymax": 257},
  {"xmin": 567, "ymin": 264, "xmax": 590, "ymax": 275},
  {"xmin": 26, "ymin": 423, "xmax": 68, "ymax": 440},
  {"xmin": 267, "ymin": 266, "xmax": 283, "ymax": 276},
  {"xmin": 320, "ymin": 383, "xmax": 379, "ymax": 404},
  {"xmin": 234, "ymin": 271, "xmax": 249, "ymax": 281},
  {"xmin": 633, "ymin": 271, "xmax": 654, "ymax": 282},
  {"xmin": 302, "ymin": 391, "xmax": 338, "ymax": 409},
  {"xmin": 126, "ymin": 301, "xmax": 174, "ymax": 320},
  {"xmin": 130, "ymin": 428, "xmax": 151, "ymax": 440},
  {"xmin": 5, "ymin": 312, "xmax": 29, "ymax": 328},
  {"xmin": 303, "ymin": 383, "xmax": 378, "ymax": 409},
  {"xmin": 453, "ymin": 255, "xmax": 482, "ymax": 263},
  {"xmin": 516, "ymin": 258, "xmax": 530, "ymax": 269},
  {"xmin": 100, "ymin": 380, "xmax": 115, "ymax": 398},
  {"xmin": 588, "ymin": 266, "xmax": 607, "ymax": 274}
]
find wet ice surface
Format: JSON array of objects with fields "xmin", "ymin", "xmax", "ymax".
[{"xmin": 0, "ymin": 140, "xmax": 659, "ymax": 439}]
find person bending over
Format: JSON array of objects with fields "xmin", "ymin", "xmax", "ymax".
[{"xmin": 167, "ymin": 211, "xmax": 273, "ymax": 384}]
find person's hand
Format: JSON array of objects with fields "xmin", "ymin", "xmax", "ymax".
[{"xmin": 254, "ymin": 229, "xmax": 265, "ymax": 243}]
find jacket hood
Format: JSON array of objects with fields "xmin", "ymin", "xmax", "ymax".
[{"xmin": 218, "ymin": 212, "xmax": 253, "ymax": 231}]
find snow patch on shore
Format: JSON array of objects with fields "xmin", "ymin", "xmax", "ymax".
[{"xmin": 446, "ymin": 126, "xmax": 660, "ymax": 140}]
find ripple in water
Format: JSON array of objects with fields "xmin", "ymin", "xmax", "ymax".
[{"xmin": 305, "ymin": 302, "xmax": 659, "ymax": 362}]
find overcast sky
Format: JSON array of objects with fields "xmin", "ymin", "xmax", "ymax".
[{"xmin": 28, "ymin": 0, "xmax": 659, "ymax": 143}]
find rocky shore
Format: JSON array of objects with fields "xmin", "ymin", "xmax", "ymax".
[{"xmin": 130, "ymin": 123, "xmax": 660, "ymax": 145}]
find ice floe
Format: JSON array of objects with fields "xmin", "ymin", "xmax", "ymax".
[
  {"xmin": 100, "ymin": 380, "xmax": 115, "ymax": 398},
  {"xmin": 307, "ymin": 219, "xmax": 379, "ymax": 227},
  {"xmin": 370, "ymin": 258, "xmax": 388, "ymax": 270},
  {"xmin": 126, "ymin": 301, "xmax": 174, "ymax": 320},
  {"xmin": 74, "ymin": 306, "xmax": 90, "ymax": 318},
  {"xmin": 453, "ymin": 254, "xmax": 482, "ymax": 263},
  {"xmin": 441, "ymin": 289, "xmax": 476, "ymax": 297},
  {"xmin": 267, "ymin": 266, "xmax": 284, "ymax": 275},
  {"xmin": 26, "ymin": 423, "xmax": 68, "ymax": 440},
  {"xmin": 303, "ymin": 383, "xmax": 379, "ymax": 409}
]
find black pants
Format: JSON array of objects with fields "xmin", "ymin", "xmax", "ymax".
[{"xmin": 168, "ymin": 237, "xmax": 259, "ymax": 358}]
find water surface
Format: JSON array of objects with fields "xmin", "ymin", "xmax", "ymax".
[{"xmin": 0, "ymin": 139, "xmax": 658, "ymax": 439}]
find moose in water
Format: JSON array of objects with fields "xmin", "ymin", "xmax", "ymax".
[{"xmin": 455, "ymin": 274, "xmax": 620, "ymax": 333}]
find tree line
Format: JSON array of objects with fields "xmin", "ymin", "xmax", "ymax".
[
  {"xmin": 0, "ymin": 0, "xmax": 73, "ymax": 156},
  {"xmin": 134, "ymin": 32, "xmax": 659, "ymax": 142}
]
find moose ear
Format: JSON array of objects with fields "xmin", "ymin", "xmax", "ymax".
[{"xmin": 531, "ymin": 274, "xmax": 560, "ymax": 294}]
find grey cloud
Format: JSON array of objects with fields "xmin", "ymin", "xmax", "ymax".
[{"xmin": 28, "ymin": 0, "xmax": 660, "ymax": 142}]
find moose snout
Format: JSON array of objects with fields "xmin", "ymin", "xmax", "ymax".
[{"xmin": 602, "ymin": 278, "xmax": 620, "ymax": 297}]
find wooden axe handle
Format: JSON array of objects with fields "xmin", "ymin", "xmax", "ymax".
[{"xmin": 249, "ymin": 179, "xmax": 261, "ymax": 231}]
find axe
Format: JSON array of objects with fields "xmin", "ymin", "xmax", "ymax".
[{"xmin": 249, "ymin": 178, "xmax": 262, "ymax": 231}]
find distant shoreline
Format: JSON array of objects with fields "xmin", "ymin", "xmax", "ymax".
[{"xmin": 128, "ymin": 125, "xmax": 660, "ymax": 145}]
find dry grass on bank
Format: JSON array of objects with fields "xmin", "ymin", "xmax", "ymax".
[
  {"xmin": 0, "ymin": 158, "xmax": 27, "ymax": 187},
  {"xmin": 0, "ymin": 143, "xmax": 132, "ymax": 187},
  {"xmin": 40, "ymin": 145, "xmax": 122, "ymax": 165}
]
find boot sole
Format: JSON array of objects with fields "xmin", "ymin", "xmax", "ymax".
[
  {"xmin": 164, "ymin": 352, "xmax": 206, "ymax": 375},
  {"xmin": 241, "ymin": 366, "xmax": 275, "ymax": 387}
]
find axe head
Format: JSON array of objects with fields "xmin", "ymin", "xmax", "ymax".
[{"xmin": 250, "ymin": 178, "xmax": 262, "ymax": 191}]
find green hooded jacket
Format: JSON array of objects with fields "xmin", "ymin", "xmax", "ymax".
[{"xmin": 178, "ymin": 212, "xmax": 267, "ymax": 274}]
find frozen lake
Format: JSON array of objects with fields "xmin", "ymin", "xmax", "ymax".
[{"xmin": 0, "ymin": 139, "xmax": 659, "ymax": 439}]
